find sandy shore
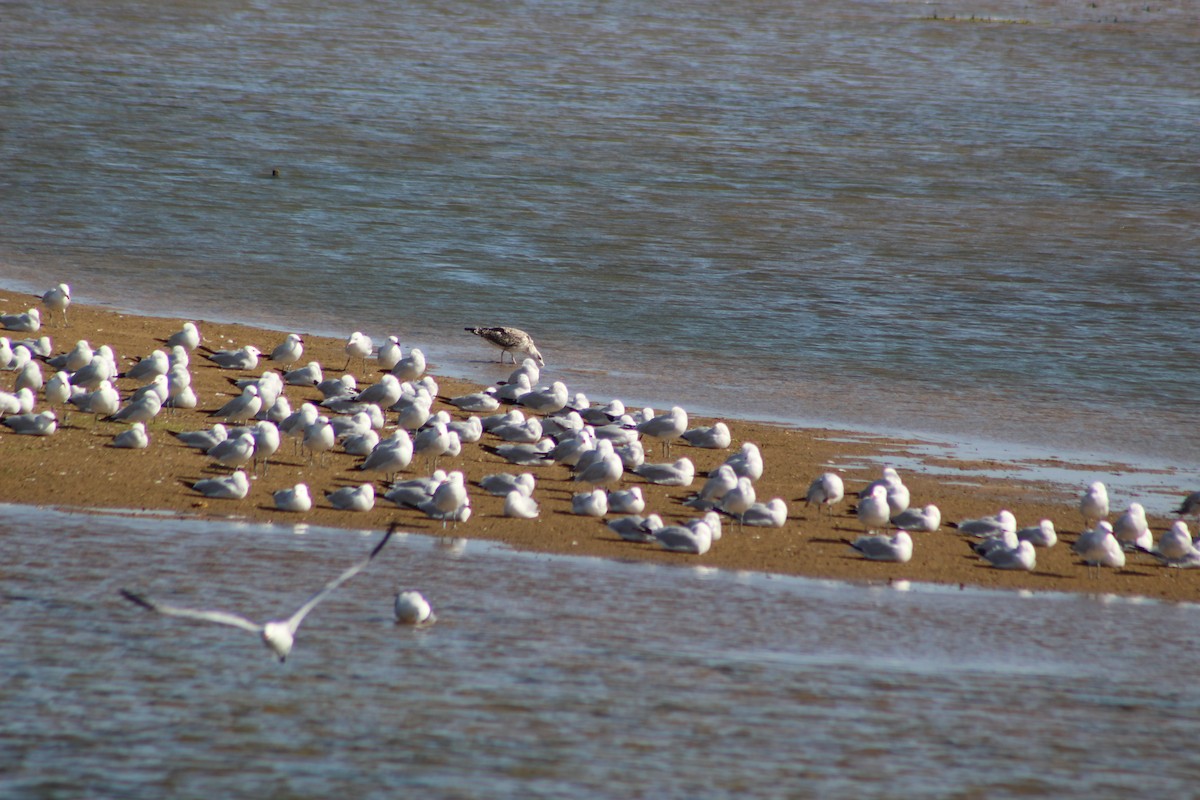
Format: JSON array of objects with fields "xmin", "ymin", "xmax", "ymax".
[{"xmin": 1, "ymin": 287, "xmax": 1194, "ymax": 601}]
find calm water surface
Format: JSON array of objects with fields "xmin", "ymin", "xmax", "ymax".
[
  {"xmin": 3, "ymin": 5, "xmax": 1200, "ymax": 793},
  {"xmin": 1, "ymin": 0, "xmax": 1197, "ymax": 474},
  {"xmin": 4, "ymin": 504, "xmax": 1200, "ymax": 798}
]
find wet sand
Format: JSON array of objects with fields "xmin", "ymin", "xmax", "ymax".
[{"xmin": 1, "ymin": 288, "xmax": 1194, "ymax": 601}]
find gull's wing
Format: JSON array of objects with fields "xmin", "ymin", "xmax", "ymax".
[
  {"xmin": 120, "ymin": 588, "xmax": 262, "ymax": 634},
  {"xmin": 282, "ymin": 526, "xmax": 395, "ymax": 634}
]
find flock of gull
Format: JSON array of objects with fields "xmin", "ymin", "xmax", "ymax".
[{"xmin": 4, "ymin": 283, "xmax": 1200, "ymax": 661}]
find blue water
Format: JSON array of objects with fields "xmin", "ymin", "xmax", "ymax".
[
  {"xmin": 4, "ymin": 504, "xmax": 1200, "ymax": 798},
  {"xmin": 1, "ymin": 0, "xmax": 1197, "ymax": 474},
  {"xmin": 3, "ymin": 3, "xmax": 1200, "ymax": 794}
]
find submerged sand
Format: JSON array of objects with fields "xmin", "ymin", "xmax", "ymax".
[{"xmin": 0, "ymin": 288, "xmax": 1194, "ymax": 601}]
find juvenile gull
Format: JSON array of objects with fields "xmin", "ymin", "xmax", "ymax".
[
  {"xmin": 465, "ymin": 326, "xmax": 544, "ymax": 366},
  {"xmin": 394, "ymin": 590, "xmax": 436, "ymax": 627},
  {"xmin": 120, "ymin": 527, "xmax": 394, "ymax": 662}
]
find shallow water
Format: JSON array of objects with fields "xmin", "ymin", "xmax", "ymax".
[
  {"xmin": 1, "ymin": 0, "xmax": 1198, "ymax": 480},
  {"xmin": 4, "ymin": 504, "xmax": 1200, "ymax": 798}
]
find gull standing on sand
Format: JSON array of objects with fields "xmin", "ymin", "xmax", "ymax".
[
  {"xmin": 211, "ymin": 385, "xmax": 262, "ymax": 423},
  {"xmin": 636, "ymin": 406, "xmax": 688, "ymax": 457},
  {"xmin": 205, "ymin": 345, "xmax": 261, "ymax": 371},
  {"xmin": 389, "ymin": 347, "xmax": 426, "ymax": 383},
  {"xmin": 856, "ymin": 485, "xmax": 892, "ymax": 534},
  {"xmin": 191, "ymin": 470, "xmax": 250, "ymax": 500},
  {"xmin": 41, "ymin": 283, "xmax": 71, "ymax": 325},
  {"xmin": 804, "ymin": 472, "xmax": 845, "ymax": 517},
  {"xmin": 717, "ymin": 476, "xmax": 757, "ymax": 527},
  {"xmin": 344, "ymin": 331, "xmax": 373, "ymax": 372},
  {"xmin": 465, "ymin": 326, "xmax": 544, "ymax": 366},
  {"xmin": 303, "ymin": 416, "xmax": 337, "ymax": 465},
  {"xmin": 357, "ymin": 429, "xmax": 414, "ymax": 479},
  {"xmin": 376, "ymin": 336, "xmax": 403, "ymax": 371},
  {"xmin": 273, "ymin": 483, "xmax": 313, "ymax": 512},
  {"xmin": 207, "ymin": 432, "xmax": 256, "ymax": 470},
  {"xmin": 120, "ymin": 527, "xmax": 395, "ymax": 662},
  {"xmin": 1071, "ymin": 521, "xmax": 1125, "ymax": 572},
  {"xmin": 394, "ymin": 590, "xmax": 436, "ymax": 627},
  {"xmin": 418, "ymin": 471, "xmax": 470, "ymax": 524},
  {"xmin": 121, "ymin": 349, "xmax": 170, "ymax": 383},
  {"xmin": 848, "ymin": 530, "xmax": 913, "ymax": 563},
  {"xmin": 1113, "ymin": 502, "xmax": 1152, "ymax": 551},
  {"xmin": 70, "ymin": 379, "xmax": 121, "ymax": 421},
  {"xmin": 1079, "ymin": 481, "xmax": 1110, "ymax": 528},
  {"xmin": 270, "ymin": 333, "xmax": 304, "ymax": 366},
  {"xmin": 686, "ymin": 464, "xmax": 738, "ymax": 510}
]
